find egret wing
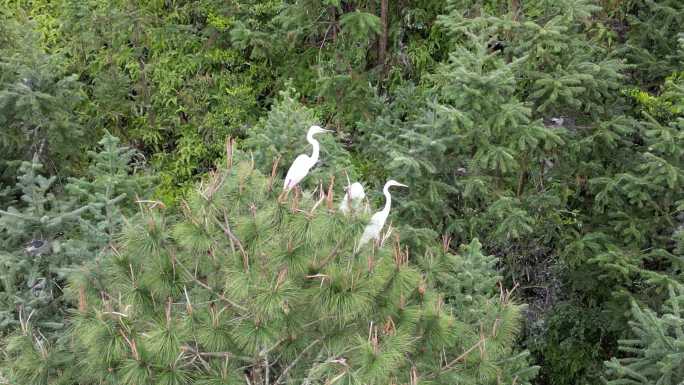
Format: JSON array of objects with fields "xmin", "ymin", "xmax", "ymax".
[
  {"xmin": 358, "ymin": 211, "xmax": 387, "ymax": 246},
  {"xmin": 284, "ymin": 154, "xmax": 312, "ymax": 190}
]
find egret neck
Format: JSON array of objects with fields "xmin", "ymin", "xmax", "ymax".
[
  {"xmin": 307, "ymin": 131, "xmax": 320, "ymax": 166},
  {"xmin": 381, "ymin": 182, "xmax": 393, "ymax": 218}
]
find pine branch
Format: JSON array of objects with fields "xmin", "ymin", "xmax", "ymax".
[
  {"xmin": 181, "ymin": 345, "xmax": 252, "ymax": 362},
  {"xmin": 175, "ymin": 259, "xmax": 248, "ymax": 312},
  {"xmin": 274, "ymin": 339, "xmax": 322, "ymax": 385},
  {"xmin": 438, "ymin": 339, "xmax": 485, "ymax": 374},
  {"xmin": 215, "ymin": 210, "xmax": 249, "ymax": 271}
]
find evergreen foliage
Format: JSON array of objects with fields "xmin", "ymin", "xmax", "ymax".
[
  {"xmin": 604, "ymin": 284, "xmax": 684, "ymax": 385},
  {"xmin": 1, "ymin": 0, "xmax": 683, "ymax": 382},
  {"xmin": 356, "ymin": 1, "xmax": 684, "ymax": 383},
  {"xmin": 0, "ymin": 134, "xmax": 150, "ymax": 335},
  {"xmin": 0, "ymin": 14, "xmax": 86, "ymax": 179},
  {"xmin": 619, "ymin": 0, "xmax": 684, "ymax": 85},
  {"xmin": 2, "ymin": 160, "xmax": 536, "ymax": 385},
  {"xmin": 243, "ymin": 87, "xmax": 358, "ymax": 190}
]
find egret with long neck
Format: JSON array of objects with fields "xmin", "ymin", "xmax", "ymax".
[
  {"xmin": 283, "ymin": 125, "xmax": 332, "ymax": 191},
  {"xmin": 357, "ymin": 180, "xmax": 407, "ymax": 249}
]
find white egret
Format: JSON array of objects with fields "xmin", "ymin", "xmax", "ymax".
[
  {"xmin": 283, "ymin": 125, "xmax": 332, "ymax": 191},
  {"xmin": 357, "ymin": 180, "xmax": 407, "ymax": 249},
  {"xmin": 339, "ymin": 182, "xmax": 366, "ymax": 214}
]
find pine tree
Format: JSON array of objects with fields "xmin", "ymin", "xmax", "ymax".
[{"xmin": 2, "ymin": 157, "xmax": 537, "ymax": 385}]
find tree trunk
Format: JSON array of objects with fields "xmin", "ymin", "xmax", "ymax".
[
  {"xmin": 329, "ymin": 6, "xmax": 337, "ymax": 42},
  {"xmin": 378, "ymin": 0, "xmax": 389, "ymax": 70},
  {"xmin": 509, "ymin": 0, "xmax": 521, "ymax": 21}
]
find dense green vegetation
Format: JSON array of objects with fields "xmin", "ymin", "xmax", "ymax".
[{"xmin": 1, "ymin": 0, "xmax": 682, "ymax": 384}]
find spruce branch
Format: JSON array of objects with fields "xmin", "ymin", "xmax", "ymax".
[
  {"xmin": 46, "ymin": 204, "xmax": 97, "ymax": 226},
  {"xmin": 0, "ymin": 209, "xmax": 37, "ymax": 222}
]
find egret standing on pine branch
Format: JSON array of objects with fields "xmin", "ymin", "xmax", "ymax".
[
  {"xmin": 339, "ymin": 182, "xmax": 366, "ymax": 214},
  {"xmin": 357, "ymin": 180, "xmax": 407, "ymax": 250},
  {"xmin": 339, "ymin": 172, "xmax": 366, "ymax": 214},
  {"xmin": 283, "ymin": 125, "xmax": 332, "ymax": 192}
]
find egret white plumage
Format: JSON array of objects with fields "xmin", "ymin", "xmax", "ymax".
[
  {"xmin": 339, "ymin": 182, "xmax": 366, "ymax": 214},
  {"xmin": 283, "ymin": 125, "xmax": 332, "ymax": 191},
  {"xmin": 357, "ymin": 180, "xmax": 407, "ymax": 250}
]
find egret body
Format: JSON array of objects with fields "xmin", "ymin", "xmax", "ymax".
[
  {"xmin": 339, "ymin": 182, "xmax": 366, "ymax": 214},
  {"xmin": 357, "ymin": 180, "xmax": 407, "ymax": 249},
  {"xmin": 283, "ymin": 125, "xmax": 332, "ymax": 191}
]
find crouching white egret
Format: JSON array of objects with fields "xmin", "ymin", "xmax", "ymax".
[
  {"xmin": 283, "ymin": 125, "xmax": 332, "ymax": 192},
  {"xmin": 357, "ymin": 180, "xmax": 407, "ymax": 250},
  {"xmin": 339, "ymin": 182, "xmax": 366, "ymax": 214}
]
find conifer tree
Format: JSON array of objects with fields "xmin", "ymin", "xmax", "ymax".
[
  {"xmin": 360, "ymin": 31, "xmax": 564, "ymax": 244},
  {"xmin": 619, "ymin": 0, "xmax": 684, "ymax": 85},
  {"xmin": 359, "ymin": 2, "xmax": 684, "ymax": 383},
  {"xmin": 65, "ymin": 133, "xmax": 154, "ymax": 252},
  {"xmin": 0, "ymin": 14, "xmax": 86, "ymax": 177},
  {"xmin": 243, "ymin": 87, "xmax": 357, "ymax": 190},
  {"xmin": 0, "ymin": 134, "xmax": 150, "ymax": 335},
  {"xmin": 0, "ymin": 156, "xmax": 88, "ymax": 333},
  {"xmin": 604, "ymin": 284, "xmax": 684, "ymax": 385},
  {"xmin": 2, "ymin": 157, "xmax": 537, "ymax": 385}
]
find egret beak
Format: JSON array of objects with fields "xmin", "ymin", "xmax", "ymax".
[{"xmin": 396, "ymin": 183, "xmax": 408, "ymax": 188}]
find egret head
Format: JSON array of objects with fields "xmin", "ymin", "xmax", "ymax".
[
  {"xmin": 385, "ymin": 180, "xmax": 408, "ymax": 189},
  {"xmin": 308, "ymin": 125, "xmax": 333, "ymax": 136}
]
